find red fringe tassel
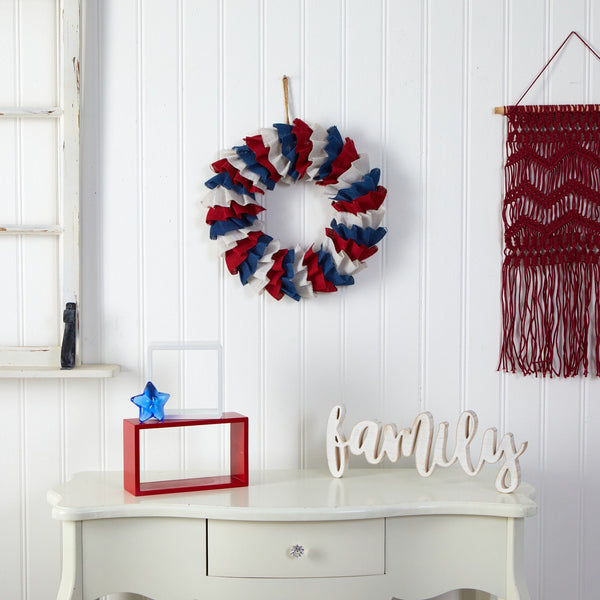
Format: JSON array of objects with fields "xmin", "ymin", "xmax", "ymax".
[{"xmin": 499, "ymin": 261, "xmax": 600, "ymax": 377}]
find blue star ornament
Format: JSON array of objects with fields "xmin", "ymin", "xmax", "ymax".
[{"xmin": 131, "ymin": 381, "xmax": 170, "ymax": 422}]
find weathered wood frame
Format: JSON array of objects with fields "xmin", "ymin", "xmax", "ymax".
[{"xmin": 0, "ymin": 0, "xmax": 80, "ymax": 368}]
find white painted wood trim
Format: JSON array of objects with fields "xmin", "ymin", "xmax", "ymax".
[
  {"xmin": 60, "ymin": 0, "xmax": 81, "ymax": 367},
  {"xmin": 0, "ymin": 107, "xmax": 63, "ymax": 118},
  {"xmin": 0, "ymin": 346, "xmax": 61, "ymax": 366},
  {"xmin": 0, "ymin": 225, "xmax": 63, "ymax": 235},
  {"xmin": 0, "ymin": 364, "xmax": 120, "ymax": 378},
  {"xmin": 0, "ymin": 0, "xmax": 83, "ymax": 370}
]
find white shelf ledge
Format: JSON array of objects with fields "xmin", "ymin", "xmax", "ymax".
[{"xmin": 0, "ymin": 364, "xmax": 120, "ymax": 379}]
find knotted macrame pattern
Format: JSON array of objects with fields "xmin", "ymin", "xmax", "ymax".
[{"xmin": 499, "ymin": 105, "xmax": 600, "ymax": 377}]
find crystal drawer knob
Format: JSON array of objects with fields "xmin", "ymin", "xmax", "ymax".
[{"xmin": 289, "ymin": 544, "xmax": 305, "ymax": 558}]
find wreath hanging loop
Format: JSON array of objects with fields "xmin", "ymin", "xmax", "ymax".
[
  {"xmin": 282, "ymin": 75, "xmax": 290, "ymax": 125},
  {"xmin": 202, "ymin": 119, "xmax": 387, "ymax": 300}
]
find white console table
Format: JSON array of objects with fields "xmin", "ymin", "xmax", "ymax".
[{"xmin": 48, "ymin": 468, "xmax": 536, "ymax": 600}]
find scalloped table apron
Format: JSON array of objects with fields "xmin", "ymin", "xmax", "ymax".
[
  {"xmin": 48, "ymin": 469, "xmax": 537, "ymax": 600},
  {"xmin": 499, "ymin": 105, "xmax": 600, "ymax": 377},
  {"xmin": 203, "ymin": 119, "xmax": 387, "ymax": 300}
]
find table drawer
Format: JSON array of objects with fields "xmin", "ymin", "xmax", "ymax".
[{"xmin": 208, "ymin": 518, "xmax": 385, "ymax": 578}]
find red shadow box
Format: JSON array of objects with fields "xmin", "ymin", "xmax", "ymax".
[{"xmin": 123, "ymin": 413, "xmax": 248, "ymax": 496}]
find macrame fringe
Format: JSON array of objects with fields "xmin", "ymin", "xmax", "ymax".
[{"xmin": 499, "ymin": 261, "xmax": 600, "ymax": 377}]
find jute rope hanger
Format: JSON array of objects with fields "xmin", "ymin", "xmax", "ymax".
[
  {"xmin": 494, "ymin": 31, "xmax": 600, "ymax": 115},
  {"xmin": 282, "ymin": 75, "xmax": 290, "ymax": 125}
]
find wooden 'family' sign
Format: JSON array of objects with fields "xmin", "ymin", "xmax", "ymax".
[{"xmin": 326, "ymin": 405, "xmax": 527, "ymax": 493}]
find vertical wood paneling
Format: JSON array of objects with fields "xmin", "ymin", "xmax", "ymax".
[
  {"xmin": 4, "ymin": 3, "xmax": 600, "ymax": 599},
  {"xmin": 22, "ymin": 236, "xmax": 59, "ymax": 346},
  {"xmin": 343, "ymin": 0, "xmax": 385, "ymax": 425},
  {"xmin": 20, "ymin": 120, "xmax": 57, "ymax": 224},
  {"xmin": 141, "ymin": 0, "xmax": 180, "ymax": 346},
  {"xmin": 541, "ymin": 7, "xmax": 589, "ymax": 600},
  {"xmin": 78, "ymin": 1, "xmax": 106, "ymax": 506},
  {"xmin": 582, "ymin": 384, "xmax": 600, "ymax": 600},
  {"xmin": 0, "ymin": 0, "xmax": 17, "ymax": 229},
  {"xmin": 222, "ymin": 0, "xmax": 264, "ymax": 469},
  {"xmin": 465, "ymin": 1, "xmax": 504, "ymax": 428},
  {"xmin": 0, "ymin": 33, "xmax": 19, "ymax": 346},
  {"xmin": 0, "ymin": 237, "xmax": 20, "ymax": 345},
  {"xmin": 18, "ymin": 8, "xmax": 63, "ymax": 592},
  {"xmin": 64, "ymin": 380, "xmax": 103, "ymax": 479},
  {"xmin": 543, "ymin": 382, "xmax": 583, "ymax": 600},
  {"xmin": 181, "ymin": 0, "xmax": 221, "ymax": 342},
  {"xmin": 262, "ymin": 0, "xmax": 303, "ymax": 469},
  {"xmin": 503, "ymin": 4, "xmax": 547, "ymax": 599},
  {"xmin": 80, "ymin": 0, "xmax": 102, "ymax": 364},
  {"xmin": 0, "ymin": 380, "xmax": 23, "ymax": 598},
  {"xmin": 302, "ymin": 0, "xmax": 344, "ymax": 468},
  {"xmin": 384, "ymin": 0, "xmax": 423, "ymax": 425},
  {"xmin": 140, "ymin": 0, "xmax": 182, "ymax": 472},
  {"xmin": 0, "ymin": 0, "xmax": 16, "ymax": 105},
  {"xmin": 582, "ymin": 10, "xmax": 600, "ymax": 598},
  {"xmin": 178, "ymin": 0, "xmax": 223, "ymax": 473},
  {"xmin": 20, "ymin": 101, "xmax": 60, "ymax": 348},
  {"xmin": 100, "ymin": 0, "xmax": 145, "ymax": 470},
  {"xmin": 424, "ymin": 0, "xmax": 465, "ymax": 419},
  {"xmin": 15, "ymin": 0, "xmax": 24, "ymax": 356},
  {"xmin": 547, "ymin": 10, "xmax": 588, "ymax": 104},
  {"xmin": 19, "ymin": 0, "xmax": 56, "ymax": 106},
  {"xmin": 0, "ymin": 120, "xmax": 18, "ymax": 222},
  {"xmin": 24, "ymin": 380, "xmax": 62, "ymax": 600}
]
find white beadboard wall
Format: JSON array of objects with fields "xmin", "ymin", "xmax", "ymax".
[{"xmin": 1, "ymin": 0, "xmax": 600, "ymax": 599}]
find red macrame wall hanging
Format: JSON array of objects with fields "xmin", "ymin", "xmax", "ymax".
[{"xmin": 498, "ymin": 32, "xmax": 600, "ymax": 377}]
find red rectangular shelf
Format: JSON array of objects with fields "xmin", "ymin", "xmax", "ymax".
[{"xmin": 123, "ymin": 413, "xmax": 248, "ymax": 496}]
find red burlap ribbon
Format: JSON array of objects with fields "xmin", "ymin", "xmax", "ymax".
[{"xmin": 499, "ymin": 105, "xmax": 600, "ymax": 377}]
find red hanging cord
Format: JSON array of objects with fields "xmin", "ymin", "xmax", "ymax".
[{"xmin": 502, "ymin": 31, "xmax": 600, "ymax": 113}]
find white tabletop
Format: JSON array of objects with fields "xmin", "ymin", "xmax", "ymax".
[{"xmin": 48, "ymin": 467, "xmax": 537, "ymax": 522}]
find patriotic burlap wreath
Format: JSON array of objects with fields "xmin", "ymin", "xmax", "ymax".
[{"xmin": 202, "ymin": 119, "xmax": 387, "ymax": 300}]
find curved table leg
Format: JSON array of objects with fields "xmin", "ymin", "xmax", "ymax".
[
  {"xmin": 56, "ymin": 521, "xmax": 82, "ymax": 600},
  {"xmin": 460, "ymin": 519, "xmax": 532, "ymax": 600},
  {"xmin": 503, "ymin": 519, "xmax": 531, "ymax": 600}
]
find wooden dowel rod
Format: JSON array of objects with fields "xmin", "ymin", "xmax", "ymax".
[{"xmin": 494, "ymin": 104, "xmax": 600, "ymax": 114}]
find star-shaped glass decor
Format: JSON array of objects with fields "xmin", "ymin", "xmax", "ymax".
[{"xmin": 131, "ymin": 381, "xmax": 170, "ymax": 422}]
